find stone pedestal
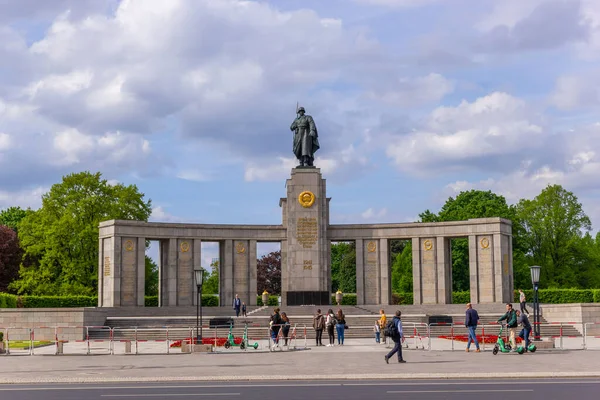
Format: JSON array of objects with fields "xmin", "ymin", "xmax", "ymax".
[
  {"xmin": 280, "ymin": 168, "xmax": 330, "ymax": 306},
  {"xmin": 469, "ymin": 234, "xmax": 512, "ymax": 303}
]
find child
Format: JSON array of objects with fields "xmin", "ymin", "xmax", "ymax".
[
  {"xmin": 241, "ymin": 302, "xmax": 247, "ymax": 317},
  {"xmin": 374, "ymin": 320, "xmax": 381, "ymax": 343}
]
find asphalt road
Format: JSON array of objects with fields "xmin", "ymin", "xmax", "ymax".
[{"xmin": 0, "ymin": 379, "xmax": 598, "ymax": 400}]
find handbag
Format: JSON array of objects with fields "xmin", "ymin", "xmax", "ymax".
[{"xmin": 344, "ymin": 324, "xmax": 349, "ymax": 330}]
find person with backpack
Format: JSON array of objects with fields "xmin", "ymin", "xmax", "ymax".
[
  {"xmin": 497, "ymin": 303, "xmax": 518, "ymax": 351},
  {"xmin": 384, "ymin": 310, "xmax": 406, "ymax": 364},
  {"xmin": 281, "ymin": 312, "xmax": 291, "ymax": 346},
  {"xmin": 516, "ymin": 310, "xmax": 532, "ymax": 351},
  {"xmin": 313, "ymin": 309, "xmax": 325, "ymax": 346},
  {"xmin": 269, "ymin": 307, "xmax": 282, "ymax": 349},
  {"xmin": 465, "ymin": 303, "xmax": 480, "ymax": 352},
  {"xmin": 325, "ymin": 308, "xmax": 336, "ymax": 346}
]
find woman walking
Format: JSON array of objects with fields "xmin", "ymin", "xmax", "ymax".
[
  {"xmin": 336, "ymin": 309, "xmax": 346, "ymax": 346},
  {"xmin": 325, "ymin": 308, "xmax": 336, "ymax": 346},
  {"xmin": 281, "ymin": 312, "xmax": 291, "ymax": 346}
]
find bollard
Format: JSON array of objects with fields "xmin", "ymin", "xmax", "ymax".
[
  {"xmin": 57, "ymin": 341, "xmax": 64, "ymax": 354},
  {"xmin": 125, "ymin": 341, "xmax": 132, "ymax": 354}
]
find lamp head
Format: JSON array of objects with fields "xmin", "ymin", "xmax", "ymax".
[
  {"xmin": 529, "ymin": 265, "xmax": 541, "ymax": 286},
  {"xmin": 194, "ymin": 268, "xmax": 205, "ymax": 288}
]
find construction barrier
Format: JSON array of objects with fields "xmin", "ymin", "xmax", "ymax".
[{"xmin": 584, "ymin": 322, "xmax": 600, "ymax": 350}]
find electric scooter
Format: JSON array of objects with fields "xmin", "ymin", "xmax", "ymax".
[
  {"xmin": 223, "ymin": 322, "xmax": 259, "ymax": 350},
  {"xmin": 492, "ymin": 324, "xmax": 536, "ymax": 355}
]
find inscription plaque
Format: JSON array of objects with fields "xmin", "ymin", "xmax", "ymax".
[
  {"xmin": 303, "ymin": 260, "xmax": 313, "ymax": 270},
  {"xmin": 104, "ymin": 257, "xmax": 111, "ymax": 276},
  {"xmin": 296, "ymin": 217, "xmax": 318, "ymax": 248}
]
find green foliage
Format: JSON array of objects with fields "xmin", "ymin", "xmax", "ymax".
[
  {"xmin": 516, "ymin": 185, "xmax": 592, "ymax": 288},
  {"xmin": 331, "ymin": 294, "xmax": 357, "ymax": 305},
  {"xmin": 0, "ymin": 207, "xmax": 31, "ymax": 233},
  {"xmin": 0, "ymin": 331, "xmax": 3, "ymax": 341},
  {"xmin": 593, "ymin": 289, "xmax": 600, "ymax": 303},
  {"xmin": 452, "ymin": 291, "xmax": 470, "ymax": 304},
  {"xmin": 20, "ymin": 295, "xmax": 97, "ymax": 308},
  {"xmin": 331, "ymin": 242, "xmax": 356, "ymax": 293},
  {"xmin": 145, "ymin": 296, "xmax": 158, "ymax": 307},
  {"xmin": 203, "ymin": 260, "xmax": 220, "ymax": 295},
  {"xmin": 0, "ymin": 225, "xmax": 23, "ymax": 292},
  {"xmin": 513, "ymin": 289, "xmax": 594, "ymax": 304},
  {"xmin": 391, "ymin": 241, "xmax": 413, "ymax": 293},
  {"xmin": 257, "ymin": 295, "xmax": 279, "ymax": 306},
  {"xmin": 392, "ymin": 292, "xmax": 413, "ymax": 305},
  {"xmin": 0, "ymin": 292, "xmax": 18, "ymax": 308},
  {"xmin": 12, "ymin": 172, "xmax": 152, "ymax": 296},
  {"xmin": 145, "ymin": 256, "xmax": 159, "ymax": 297},
  {"xmin": 201, "ymin": 295, "xmax": 219, "ymax": 307}
]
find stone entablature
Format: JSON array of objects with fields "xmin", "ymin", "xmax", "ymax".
[{"xmin": 98, "ymin": 168, "xmax": 513, "ymax": 308}]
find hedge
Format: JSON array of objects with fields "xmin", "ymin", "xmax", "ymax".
[
  {"xmin": 257, "ymin": 295, "xmax": 279, "ymax": 306},
  {"xmin": 513, "ymin": 289, "xmax": 595, "ymax": 304},
  {"xmin": 0, "ymin": 293, "xmax": 17, "ymax": 308},
  {"xmin": 331, "ymin": 294, "xmax": 357, "ymax": 306}
]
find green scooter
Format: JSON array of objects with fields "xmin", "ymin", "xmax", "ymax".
[
  {"xmin": 223, "ymin": 323, "xmax": 259, "ymax": 350},
  {"xmin": 492, "ymin": 325, "xmax": 536, "ymax": 355}
]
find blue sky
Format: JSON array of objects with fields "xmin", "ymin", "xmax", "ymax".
[{"xmin": 1, "ymin": 0, "xmax": 600, "ymax": 268}]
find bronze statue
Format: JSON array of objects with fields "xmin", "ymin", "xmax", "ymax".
[{"xmin": 290, "ymin": 106, "xmax": 320, "ymax": 167}]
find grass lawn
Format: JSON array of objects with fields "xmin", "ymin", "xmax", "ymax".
[{"xmin": 4, "ymin": 340, "xmax": 53, "ymax": 349}]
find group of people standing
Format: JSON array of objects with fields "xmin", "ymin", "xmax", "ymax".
[{"xmin": 313, "ymin": 309, "xmax": 347, "ymax": 346}]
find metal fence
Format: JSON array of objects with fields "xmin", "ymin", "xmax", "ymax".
[{"xmin": 1, "ymin": 321, "xmax": 598, "ymax": 355}]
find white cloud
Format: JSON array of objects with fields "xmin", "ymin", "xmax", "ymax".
[
  {"xmin": 361, "ymin": 207, "xmax": 388, "ymax": 220},
  {"xmin": 386, "ymin": 92, "xmax": 545, "ymax": 174},
  {"xmin": 353, "ymin": 0, "xmax": 439, "ymax": 7},
  {"xmin": 149, "ymin": 206, "xmax": 187, "ymax": 223},
  {"xmin": 550, "ymin": 74, "xmax": 600, "ymax": 110},
  {"xmin": 367, "ymin": 73, "xmax": 454, "ymax": 106},
  {"xmin": 0, "ymin": 133, "xmax": 11, "ymax": 151},
  {"xmin": 0, "ymin": 186, "xmax": 47, "ymax": 210},
  {"xmin": 176, "ymin": 170, "xmax": 212, "ymax": 182}
]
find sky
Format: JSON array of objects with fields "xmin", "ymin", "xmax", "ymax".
[{"xmin": 1, "ymin": 0, "xmax": 600, "ymax": 269}]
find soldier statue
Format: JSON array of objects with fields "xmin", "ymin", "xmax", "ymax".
[{"xmin": 290, "ymin": 106, "xmax": 320, "ymax": 167}]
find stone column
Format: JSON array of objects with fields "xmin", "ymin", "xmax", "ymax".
[
  {"xmin": 469, "ymin": 235, "xmax": 495, "ymax": 303},
  {"xmin": 220, "ymin": 239, "xmax": 234, "ymax": 308},
  {"xmin": 281, "ymin": 168, "xmax": 330, "ymax": 306},
  {"xmin": 192, "ymin": 239, "xmax": 202, "ymax": 306},
  {"xmin": 363, "ymin": 239, "xmax": 380, "ymax": 304},
  {"xmin": 413, "ymin": 237, "xmax": 438, "ymax": 304},
  {"xmin": 280, "ymin": 239, "xmax": 288, "ymax": 307},
  {"xmin": 494, "ymin": 233, "xmax": 513, "ymax": 303},
  {"xmin": 99, "ymin": 236, "xmax": 121, "ymax": 307},
  {"xmin": 411, "ymin": 238, "xmax": 421, "ymax": 305},
  {"xmin": 136, "ymin": 237, "xmax": 145, "ymax": 307},
  {"xmin": 98, "ymin": 238, "xmax": 104, "ymax": 307},
  {"xmin": 177, "ymin": 239, "xmax": 194, "ymax": 306},
  {"xmin": 380, "ymin": 238, "xmax": 390, "ymax": 305},
  {"xmin": 355, "ymin": 239, "xmax": 365, "ymax": 305},
  {"xmin": 249, "ymin": 240, "xmax": 257, "ymax": 306},
  {"xmin": 436, "ymin": 237, "xmax": 452, "ymax": 304},
  {"xmin": 160, "ymin": 238, "xmax": 178, "ymax": 306},
  {"xmin": 233, "ymin": 240, "xmax": 250, "ymax": 306},
  {"xmin": 120, "ymin": 237, "xmax": 139, "ymax": 306}
]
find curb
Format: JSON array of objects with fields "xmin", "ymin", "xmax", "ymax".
[{"xmin": 1, "ymin": 372, "xmax": 600, "ymax": 384}]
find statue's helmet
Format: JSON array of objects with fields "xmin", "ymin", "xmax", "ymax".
[{"xmin": 297, "ymin": 107, "xmax": 305, "ymax": 113}]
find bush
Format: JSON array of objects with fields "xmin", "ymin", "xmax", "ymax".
[
  {"xmin": 514, "ymin": 289, "xmax": 594, "ymax": 304},
  {"xmin": 0, "ymin": 293, "xmax": 18, "ymax": 308},
  {"xmin": 593, "ymin": 289, "xmax": 600, "ymax": 303},
  {"xmin": 392, "ymin": 292, "xmax": 413, "ymax": 305},
  {"xmin": 201, "ymin": 295, "xmax": 219, "ymax": 307},
  {"xmin": 0, "ymin": 331, "xmax": 3, "ymax": 341},
  {"xmin": 19, "ymin": 296, "xmax": 97, "ymax": 308},
  {"xmin": 257, "ymin": 295, "xmax": 279, "ymax": 306},
  {"xmin": 331, "ymin": 294, "xmax": 357, "ymax": 306},
  {"xmin": 145, "ymin": 296, "xmax": 158, "ymax": 307},
  {"xmin": 453, "ymin": 291, "xmax": 470, "ymax": 304}
]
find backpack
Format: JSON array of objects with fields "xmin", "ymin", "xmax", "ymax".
[{"xmin": 383, "ymin": 319, "xmax": 398, "ymax": 338}]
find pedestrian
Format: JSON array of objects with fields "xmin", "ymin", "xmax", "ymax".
[
  {"xmin": 497, "ymin": 303, "xmax": 518, "ymax": 351},
  {"xmin": 233, "ymin": 294, "xmax": 241, "ymax": 317},
  {"xmin": 516, "ymin": 310, "xmax": 532, "ymax": 351},
  {"xmin": 384, "ymin": 310, "xmax": 406, "ymax": 364},
  {"xmin": 374, "ymin": 320, "xmax": 381, "ymax": 343},
  {"xmin": 281, "ymin": 312, "xmax": 291, "ymax": 346},
  {"xmin": 325, "ymin": 308, "xmax": 336, "ymax": 346},
  {"xmin": 313, "ymin": 309, "xmax": 325, "ymax": 346},
  {"xmin": 241, "ymin": 302, "xmax": 247, "ymax": 318},
  {"xmin": 519, "ymin": 289, "xmax": 530, "ymax": 315},
  {"xmin": 335, "ymin": 309, "xmax": 346, "ymax": 346},
  {"xmin": 269, "ymin": 307, "xmax": 282, "ymax": 349},
  {"xmin": 465, "ymin": 303, "xmax": 480, "ymax": 352},
  {"xmin": 378, "ymin": 309, "xmax": 387, "ymax": 345}
]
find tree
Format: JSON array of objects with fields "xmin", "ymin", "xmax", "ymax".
[
  {"xmin": 145, "ymin": 256, "xmax": 159, "ymax": 296},
  {"xmin": 391, "ymin": 241, "xmax": 412, "ymax": 293},
  {"xmin": 0, "ymin": 225, "xmax": 23, "ymax": 292},
  {"xmin": 516, "ymin": 184, "xmax": 592, "ymax": 288},
  {"xmin": 257, "ymin": 250, "xmax": 281, "ymax": 295},
  {"xmin": 203, "ymin": 259, "xmax": 220, "ymax": 295},
  {"xmin": 0, "ymin": 207, "xmax": 31, "ymax": 233},
  {"xmin": 11, "ymin": 171, "xmax": 152, "ymax": 295},
  {"xmin": 419, "ymin": 190, "xmax": 524, "ymax": 292},
  {"xmin": 331, "ymin": 242, "xmax": 356, "ymax": 293}
]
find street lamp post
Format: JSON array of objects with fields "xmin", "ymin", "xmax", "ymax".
[
  {"xmin": 529, "ymin": 265, "xmax": 541, "ymax": 341},
  {"xmin": 194, "ymin": 268, "xmax": 205, "ymax": 345}
]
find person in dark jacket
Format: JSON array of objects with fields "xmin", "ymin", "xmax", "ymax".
[
  {"xmin": 281, "ymin": 312, "xmax": 291, "ymax": 346},
  {"xmin": 384, "ymin": 310, "xmax": 406, "ymax": 364},
  {"xmin": 270, "ymin": 307, "xmax": 282, "ymax": 349},
  {"xmin": 516, "ymin": 310, "xmax": 532, "ymax": 351},
  {"xmin": 465, "ymin": 303, "xmax": 480, "ymax": 352},
  {"xmin": 497, "ymin": 303, "xmax": 518, "ymax": 351}
]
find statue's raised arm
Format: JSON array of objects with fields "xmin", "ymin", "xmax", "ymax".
[{"xmin": 290, "ymin": 106, "xmax": 320, "ymax": 167}]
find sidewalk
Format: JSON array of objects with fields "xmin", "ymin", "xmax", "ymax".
[{"xmin": 1, "ymin": 342, "xmax": 599, "ymax": 383}]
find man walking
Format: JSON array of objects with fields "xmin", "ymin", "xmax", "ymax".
[
  {"xmin": 233, "ymin": 294, "xmax": 241, "ymax": 317},
  {"xmin": 384, "ymin": 311, "xmax": 406, "ymax": 364},
  {"xmin": 517, "ymin": 310, "xmax": 532, "ymax": 351},
  {"xmin": 519, "ymin": 289, "xmax": 530, "ymax": 315},
  {"xmin": 465, "ymin": 303, "xmax": 480, "ymax": 352},
  {"xmin": 497, "ymin": 303, "xmax": 518, "ymax": 351}
]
